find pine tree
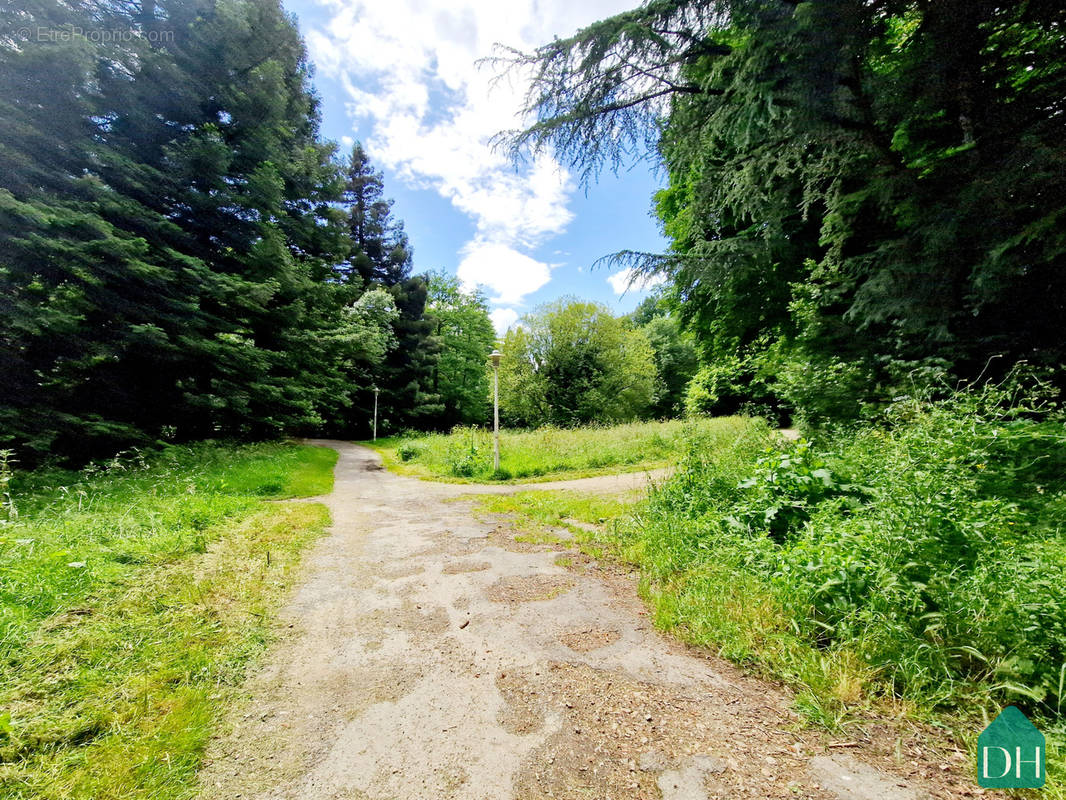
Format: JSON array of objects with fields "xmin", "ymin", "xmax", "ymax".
[
  {"xmin": 0, "ymin": 0, "xmax": 374, "ymax": 460},
  {"xmin": 343, "ymin": 143, "xmax": 412, "ymax": 286}
]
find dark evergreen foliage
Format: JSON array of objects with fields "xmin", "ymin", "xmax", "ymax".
[
  {"xmin": 377, "ymin": 275, "xmax": 443, "ymax": 430},
  {"xmin": 342, "ymin": 143, "xmax": 413, "ymax": 287},
  {"xmin": 0, "ymin": 0, "xmax": 435, "ymax": 460},
  {"xmin": 504, "ymin": 0, "xmax": 1066, "ymax": 419}
]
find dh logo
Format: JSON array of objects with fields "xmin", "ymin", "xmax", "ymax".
[{"xmin": 978, "ymin": 706, "xmax": 1045, "ymax": 789}]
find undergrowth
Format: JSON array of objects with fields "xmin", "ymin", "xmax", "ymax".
[
  {"xmin": 481, "ymin": 383, "xmax": 1065, "ymax": 795},
  {"xmin": 0, "ymin": 441, "xmax": 336, "ymax": 799},
  {"xmin": 622, "ymin": 382, "xmax": 1064, "ymax": 794}
]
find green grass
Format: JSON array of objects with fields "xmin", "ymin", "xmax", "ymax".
[
  {"xmin": 366, "ymin": 417, "xmax": 753, "ymax": 482},
  {"xmin": 477, "ymin": 400, "xmax": 1065, "ymax": 798},
  {"xmin": 0, "ymin": 441, "xmax": 337, "ymax": 799},
  {"xmin": 476, "ymin": 489, "xmax": 637, "ymax": 549}
]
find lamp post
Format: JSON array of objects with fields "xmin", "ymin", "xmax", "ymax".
[
  {"xmin": 489, "ymin": 349, "xmax": 502, "ymax": 472},
  {"xmin": 372, "ymin": 385, "xmax": 379, "ymax": 442}
]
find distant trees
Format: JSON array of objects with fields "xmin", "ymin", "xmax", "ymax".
[
  {"xmin": 499, "ymin": 299, "xmax": 656, "ymax": 427},
  {"xmin": 628, "ymin": 295, "xmax": 697, "ymax": 418},
  {"xmin": 426, "ymin": 272, "xmax": 496, "ymax": 428},
  {"xmin": 340, "ymin": 143, "xmax": 442, "ymax": 434}
]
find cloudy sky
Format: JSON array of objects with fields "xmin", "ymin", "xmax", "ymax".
[{"xmin": 282, "ymin": 0, "xmax": 668, "ymax": 332}]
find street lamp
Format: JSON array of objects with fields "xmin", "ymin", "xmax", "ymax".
[
  {"xmin": 372, "ymin": 385, "xmax": 379, "ymax": 442},
  {"xmin": 489, "ymin": 349, "xmax": 502, "ymax": 472}
]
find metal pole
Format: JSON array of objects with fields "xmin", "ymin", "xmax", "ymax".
[
  {"xmin": 373, "ymin": 387, "xmax": 379, "ymax": 441},
  {"xmin": 493, "ymin": 365, "xmax": 500, "ymax": 472},
  {"xmin": 489, "ymin": 349, "xmax": 502, "ymax": 472}
]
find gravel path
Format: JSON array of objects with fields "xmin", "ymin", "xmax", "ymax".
[{"xmin": 198, "ymin": 441, "xmax": 973, "ymax": 800}]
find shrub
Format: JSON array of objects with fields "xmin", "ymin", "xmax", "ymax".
[
  {"xmin": 443, "ymin": 426, "xmax": 491, "ymax": 477},
  {"xmin": 621, "ymin": 374, "xmax": 1066, "ymax": 718},
  {"xmin": 730, "ymin": 439, "xmax": 862, "ymax": 543},
  {"xmin": 773, "ymin": 353, "xmax": 872, "ymax": 425},
  {"xmin": 684, "ymin": 358, "xmax": 746, "ymax": 417},
  {"xmin": 685, "ymin": 351, "xmax": 783, "ymax": 423}
]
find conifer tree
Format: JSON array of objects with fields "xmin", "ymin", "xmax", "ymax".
[
  {"xmin": 0, "ymin": 0, "xmax": 390, "ymax": 459},
  {"xmin": 502, "ymin": 0, "xmax": 1066, "ymax": 416},
  {"xmin": 343, "ymin": 144, "xmax": 413, "ymax": 286}
]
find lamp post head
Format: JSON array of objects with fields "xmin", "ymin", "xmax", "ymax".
[{"xmin": 489, "ymin": 349, "xmax": 502, "ymax": 368}]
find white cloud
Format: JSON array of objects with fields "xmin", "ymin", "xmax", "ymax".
[
  {"xmin": 607, "ymin": 267, "xmax": 667, "ymax": 295},
  {"xmin": 457, "ymin": 240, "xmax": 551, "ymax": 305},
  {"xmin": 490, "ymin": 307, "xmax": 520, "ymax": 335},
  {"xmin": 303, "ymin": 0, "xmax": 636, "ymax": 313}
]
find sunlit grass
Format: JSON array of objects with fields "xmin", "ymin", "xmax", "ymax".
[
  {"xmin": 0, "ymin": 442, "xmax": 336, "ymax": 799},
  {"xmin": 366, "ymin": 417, "xmax": 754, "ymax": 482}
]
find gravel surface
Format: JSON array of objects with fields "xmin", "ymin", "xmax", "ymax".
[{"xmin": 198, "ymin": 441, "xmax": 976, "ymax": 800}]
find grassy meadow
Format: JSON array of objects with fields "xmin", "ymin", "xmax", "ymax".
[
  {"xmin": 480, "ymin": 396, "xmax": 1066, "ymax": 796},
  {"xmin": 366, "ymin": 417, "xmax": 754, "ymax": 482},
  {"xmin": 0, "ymin": 442, "xmax": 336, "ymax": 800}
]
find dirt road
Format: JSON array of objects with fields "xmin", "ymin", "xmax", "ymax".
[{"xmin": 198, "ymin": 441, "xmax": 972, "ymax": 800}]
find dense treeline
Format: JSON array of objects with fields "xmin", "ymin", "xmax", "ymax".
[
  {"xmin": 504, "ymin": 0, "xmax": 1066, "ymax": 424},
  {"xmin": 9, "ymin": 0, "xmax": 1064, "ymax": 460},
  {"xmin": 0, "ymin": 0, "xmax": 493, "ymax": 462}
]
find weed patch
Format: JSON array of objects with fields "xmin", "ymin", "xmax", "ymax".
[{"xmin": 615, "ymin": 391, "xmax": 1064, "ymax": 794}]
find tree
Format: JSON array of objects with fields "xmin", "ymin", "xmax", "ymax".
[
  {"xmin": 501, "ymin": 0, "xmax": 1066, "ymax": 418},
  {"xmin": 0, "ymin": 0, "xmax": 387, "ymax": 459},
  {"xmin": 426, "ymin": 272, "xmax": 496, "ymax": 428},
  {"xmin": 335, "ymin": 144, "xmax": 444, "ymax": 434},
  {"xmin": 330, "ymin": 287, "xmax": 400, "ymax": 433},
  {"xmin": 643, "ymin": 316, "xmax": 698, "ymax": 417},
  {"xmin": 342, "ymin": 143, "xmax": 412, "ymax": 287},
  {"xmin": 627, "ymin": 295, "xmax": 697, "ymax": 417},
  {"xmin": 364, "ymin": 276, "xmax": 442, "ymax": 432},
  {"xmin": 498, "ymin": 299, "xmax": 656, "ymax": 427}
]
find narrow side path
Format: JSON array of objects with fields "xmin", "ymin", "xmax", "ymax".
[
  {"xmin": 426, "ymin": 466, "xmax": 673, "ymax": 496},
  {"xmin": 198, "ymin": 441, "xmax": 971, "ymax": 800}
]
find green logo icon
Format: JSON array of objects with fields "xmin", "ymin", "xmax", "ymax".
[{"xmin": 978, "ymin": 706, "xmax": 1045, "ymax": 788}]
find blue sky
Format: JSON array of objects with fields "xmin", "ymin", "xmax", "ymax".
[{"xmin": 281, "ymin": 0, "xmax": 669, "ymax": 332}]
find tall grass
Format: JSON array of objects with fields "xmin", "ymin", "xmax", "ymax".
[
  {"xmin": 0, "ymin": 441, "xmax": 336, "ymax": 799},
  {"xmin": 596, "ymin": 388, "xmax": 1064, "ymax": 793},
  {"xmin": 368, "ymin": 417, "xmax": 753, "ymax": 481}
]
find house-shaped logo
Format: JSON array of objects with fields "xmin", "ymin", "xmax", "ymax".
[{"xmin": 978, "ymin": 706, "xmax": 1045, "ymax": 788}]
